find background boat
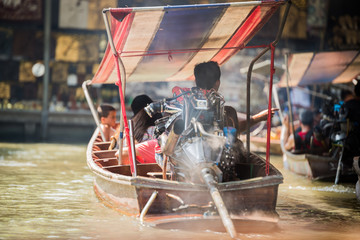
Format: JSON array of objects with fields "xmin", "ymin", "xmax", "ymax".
[{"xmin": 277, "ymin": 50, "xmax": 360, "ymax": 183}]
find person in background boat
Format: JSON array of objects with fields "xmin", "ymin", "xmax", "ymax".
[
  {"xmin": 340, "ymin": 88, "xmax": 360, "ymax": 164},
  {"xmin": 355, "ymin": 81, "xmax": 360, "ymax": 100},
  {"xmin": 283, "ymin": 109, "xmax": 323, "ymax": 153},
  {"xmin": 341, "ymin": 89, "xmax": 360, "ymax": 124},
  {"xmin": 97, "ymin": 103, "xmax": 118, "ymax": 141},
  {"xmin": 172, "ymin": 61, "xmax": 278, "ymax": 133}
]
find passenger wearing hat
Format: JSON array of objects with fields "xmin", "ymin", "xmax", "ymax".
[
  {"xmin": 131, "ymin": 94, "xmax": 153, "ymax": 116},
  {"xmin": 113, "ymin": 94, "xmax": 162, "ymax": 164},
  {"xmin": 113, "ymin": 94, "xmax": 161, "ymax": 147}
]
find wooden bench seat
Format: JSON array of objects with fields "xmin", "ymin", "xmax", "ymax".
[
  {"xmin": 95, "ymin": 157, "xmax": 118, "ymax": 167},
  {"xmin": 93, "ymin": 149, "xmax": 117, "ymax": 159}
]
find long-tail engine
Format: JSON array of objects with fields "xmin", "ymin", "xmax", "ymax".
[{"xmin": 144, "ymin": 87, "xmax": 244, "ymax": 183}]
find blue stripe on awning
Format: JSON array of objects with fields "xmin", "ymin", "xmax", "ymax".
[{"xmin": 130, "ymin": 6, "xmax": 227, "ymax": 81}]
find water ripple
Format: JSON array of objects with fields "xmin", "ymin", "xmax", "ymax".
[{"xmin": 0, "ymin": 161, "xmax": 37, "ymax": 167}]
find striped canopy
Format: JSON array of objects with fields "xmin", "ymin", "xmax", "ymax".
[
  {"xmin": 91, "ymin": 1, "xmax": 286, "ymax": 84},
  {"xmin": 278, "ymin": 50, "xmax": 360, "ymax": 87}
]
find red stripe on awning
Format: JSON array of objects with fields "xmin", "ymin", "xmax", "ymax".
[
  {"xmin": 92, "ymin": 11, "xmax": 134, "ymax": 84},
  {"xmin": 212, "ymin": 4, "xmax": 279, "ymax": 65}
]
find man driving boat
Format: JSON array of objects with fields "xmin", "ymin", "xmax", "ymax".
[{"xmin": 172, "ymin": 61, "xmax": 277, "ymax": 134}]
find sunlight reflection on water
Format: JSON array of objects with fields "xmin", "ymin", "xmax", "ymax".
[{"xmin": 0, "ymin": 143, "xmax": 359, "ymax": 240}]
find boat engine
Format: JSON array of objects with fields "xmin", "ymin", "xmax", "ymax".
[{"xmin": 144, "ymin": 87, "xmax": 244, "ymax": 183}]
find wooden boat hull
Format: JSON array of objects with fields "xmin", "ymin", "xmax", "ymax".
[
  {"xmin": 354, "ymin": 157, "xmax": 360, "ymax": 201},
  {"xmin": 280, "ymin": 126, "xmax": 356, "ymax": 181},
  {"xmin": 87, "ymin": 129, "xmax": 283, "ymax": 225}
]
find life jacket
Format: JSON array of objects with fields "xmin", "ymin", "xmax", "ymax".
[
  {"xmin": 172, "ymin": 86, "xmax": 210, "ymax": 103},
  {"xmin": 294, "ymin": 127, "xmax": 322, "ymax": 151},
  {"xmin": 172, "ymin": 86, "xmax": 191, "ymax": 102}
]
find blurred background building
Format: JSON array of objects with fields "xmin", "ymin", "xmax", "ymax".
[{"xmin": 0, "ymin": 0, "xmax": 359, "ymax": 142}]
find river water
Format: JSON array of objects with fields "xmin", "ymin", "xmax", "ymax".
[{"xmin": 0, "ymin": 143, "xmax": 359, "ymax": 240}]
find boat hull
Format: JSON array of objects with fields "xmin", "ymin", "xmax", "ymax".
[
  {"xmin": 93, "ymin": 172, "xmax": 281, "ymax": 224},
  {"xmin": 280, "ymin": 126, "xmax": 356, "ymax": 181},
  {"xmin": 87, "ymin": 129, "xmax": 283, "ymax": 225}
]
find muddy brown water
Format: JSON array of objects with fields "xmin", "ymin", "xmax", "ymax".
[{"xmin": 0, "ymin": 143, "xmax": 359, "ymax": 239}]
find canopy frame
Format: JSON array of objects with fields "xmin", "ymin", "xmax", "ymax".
[{"xmin": 245, "ymin": 1, "xmax": 291, "ymax": 175}]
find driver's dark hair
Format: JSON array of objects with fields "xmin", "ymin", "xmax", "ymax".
[{"xmin": 194, "ymin": 61, "xmax": 221, "ymax": 90}]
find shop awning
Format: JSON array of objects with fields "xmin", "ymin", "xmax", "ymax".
[
  {"xmin": 278, "ymin": 50, "xmax": 360, "ymax": 87},
  {"xmin": 90, "ymin": 1, "xmax": 286, "ymax": 84}
]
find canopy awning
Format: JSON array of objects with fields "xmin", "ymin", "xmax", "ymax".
[
  {"xmin": 91, "ymin": 1, "xmax": 286, "ymax": 84},
  {"xmin": 278, "ymin": 50, "xmax": 360, "ymax": 87}
]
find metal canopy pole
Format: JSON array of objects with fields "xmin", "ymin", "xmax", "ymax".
[
  {"xmin": 41, "ymin": 0, "xmax": 51, "ymax": 141},
  {"xmin": 245, "ymin": 1, "xmax": 291, "ymax": 159},
  {"xmin": 82, "ymin": 80, "xmax": 106, "ymax": 141},
  {"xmin": 102, "ymin": 9, "xmax": 133, "ymax": 169},
  {"xmin": 284, "ymin": 53, "xmax": 296, "ymax": 149}
]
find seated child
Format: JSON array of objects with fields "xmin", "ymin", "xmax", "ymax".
[{"xmin": 97, "ymin": 104, "xmax": 118, "ymax": 141}]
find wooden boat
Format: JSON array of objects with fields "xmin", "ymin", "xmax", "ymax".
[
  {"xmin": 354, "ymin": 156, "xmax": 360, "ymax": 201},
  {"xmin": 280, "ymin": 125, "xmax": 355, "ymax": 181},
  {"xmin": 83, "ymin": 1, "xmax": 290, "ymax": 237},
  {"xmin": 276, "ymin": 51, "xmax": 360, "ymax": 182},
  {"xmin": 88, "ymin": 128, "xmax": 283, "ymax": 224}
]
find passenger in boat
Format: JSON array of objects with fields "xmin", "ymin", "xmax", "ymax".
[
  {"xmin": 283, "ymin": 109, "xmax": 323, "ymax": 153},
  {"xmin": 130, "ymin": 94, "xmax": 162, "ymax": 142},
  {"xmin": 97, "ymin": 103, "xmax": 118, "ymax": 141},
  {"xmin": 355, "ymin": 81, "xmax": 360, "ymax": 100},
  {"xmin": 115, "ymin": 139, "xmax": 159, "ymax": 164},
  {"xmin": 112, "ymin": 94, "xmax": 162, "ymax": 148},
  {"xmin": 340, "ymin": 89, "xmax": 360, "ymax": 164},
  {"xmin": 172, "ymin": 61, "xmax": 278, "ymax": 133},
  {"xmin": 131, "ymin": 94, "xmax": 153, "ymax": 117},
  {"xmin": 112, "ymin": 94, "xmax": 163, "ymax": 163},
  {"xmin": 341, "ymin": 89, "xmax": 360, "ymax": 124}
]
